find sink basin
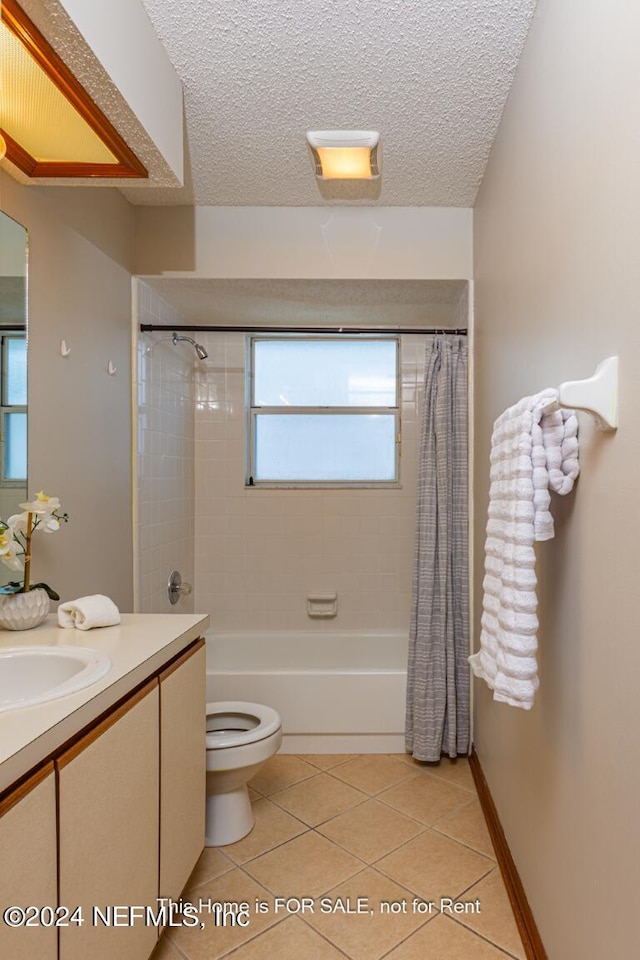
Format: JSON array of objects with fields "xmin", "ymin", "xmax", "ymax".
[{"xmin": 0, "ymin": 646, "xmax": 112, "ymax": 712}]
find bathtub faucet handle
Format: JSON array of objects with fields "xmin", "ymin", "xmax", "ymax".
[{"xmin": 167, "ymin": 570, "xmax": 192, "ymax": 606}]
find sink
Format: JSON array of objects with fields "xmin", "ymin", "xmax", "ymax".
[{"xmin": 0, "ymin": 646, "xmax": 112, "ymax": 712}]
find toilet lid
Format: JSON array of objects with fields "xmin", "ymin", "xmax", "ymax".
[{"xmin": 205, "ymin": 700, "xmax": 281, "ymax": 749}]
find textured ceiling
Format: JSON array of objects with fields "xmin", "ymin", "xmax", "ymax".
[
  {"xmin": 144, "ymin": 278, "xmax": 468, "ymax": 327},
  {"xmin": 122, "ymin": 0, "xmax": 537, "ymax": 206}
]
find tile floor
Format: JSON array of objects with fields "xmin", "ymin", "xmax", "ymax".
[{"xmin": 154, "ymin": 754, "xmax": 525, "ymax": 960}]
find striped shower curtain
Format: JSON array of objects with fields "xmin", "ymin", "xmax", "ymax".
[{"xmin": 405, "ymin": 335, "xmax": 470, "ymax": 761}]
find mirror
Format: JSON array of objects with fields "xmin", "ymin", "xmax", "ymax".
[{"xmin": 0, "ymin": 212, "xmax": 28, "ymax": 587}]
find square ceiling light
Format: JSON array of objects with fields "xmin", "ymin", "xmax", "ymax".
[
  {"xmin": 306, "ymin": 130, "xmax": 380, "ymax": 180},
  {"xmin": 0, "ymin": 0, "xmax": 146, "ymax": 178}
]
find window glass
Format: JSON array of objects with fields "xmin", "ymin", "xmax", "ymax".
[
  {"xmin": 253, "ymin": 339, "xmax": 397, "ymax": 407},
  {"xmin": 254, "ymin": 413, "xmax": 397, "ymax": 482},
  {"xmin": 5, "ymin": 337, "xmax": 27, "ymax": 406},
  {"xmin": 4, "ymin": 411, "xmax": 27, "ymax": 481},
  {"xmin": 249, "ymin": 337, "xmax": 400, "ymax": 486}
]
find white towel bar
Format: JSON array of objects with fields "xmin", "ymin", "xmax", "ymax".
[{"xmin": 543, "ymin": 356, "xmax": 618, "ymax": 431}]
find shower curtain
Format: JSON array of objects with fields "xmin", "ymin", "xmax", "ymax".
[{"xmin": 405, "ymin": 335, "xmax": 470, "ymax": 761}]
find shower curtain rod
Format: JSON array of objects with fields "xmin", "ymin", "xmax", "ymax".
[{"xmin": 140, "ymin": 323, "xmax": 468, "ymax": 336}]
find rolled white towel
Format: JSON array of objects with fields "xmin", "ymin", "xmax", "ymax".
[{"xmin": 58, "ymin": 595, "xmax": 121, "ymax": 630}]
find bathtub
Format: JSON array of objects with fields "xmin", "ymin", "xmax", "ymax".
[{"xmin": 206, "ymin": 632, "xmax": 408, "ymax": 753}]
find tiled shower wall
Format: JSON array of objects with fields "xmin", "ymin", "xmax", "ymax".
[
  {"xmin": 194, "ymin": 333, "xmax": 433, "ymax": 632},
  {"xmin": 135, "ymin": 281, "xmax": 195, "ymax": 613}
]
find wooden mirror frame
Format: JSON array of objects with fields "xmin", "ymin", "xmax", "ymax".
[{"xmin": 1, "ymin": 0, "xmax": 148, "ymax": 179}]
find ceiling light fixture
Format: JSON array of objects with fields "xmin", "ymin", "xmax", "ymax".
[
  {"xmin": 306, "ymin": 130, "xmax": 380, "ymax": 180},
  {"xmin": 0, "ymin": 0, "xmax": 146, "ymax": 179}
]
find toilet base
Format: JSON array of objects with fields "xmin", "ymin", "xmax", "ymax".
[{"xmin": 205, "ymin": 785, "xmax": 254, "ymax": 846}]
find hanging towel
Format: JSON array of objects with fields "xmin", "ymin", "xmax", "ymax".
[
  {"xmin": 469, "ymin": 389, "xmax": 579, "ymax": 709},
  {"xmin": 58, "ymin": 595, "xmax": 121, "ymax": 630}
]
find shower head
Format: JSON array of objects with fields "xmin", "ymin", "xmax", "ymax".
[{"xmin": 172, "ymin": 333, "xmax": 208, "ymax": 360}]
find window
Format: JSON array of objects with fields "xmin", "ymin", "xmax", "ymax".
[
  {"xmin": 1, "ymin": 333, "xmax": 27, "ymax": 484},
  {"xmin": 247, "ymin": 337, "xmax": 400, "ymax": 486}
]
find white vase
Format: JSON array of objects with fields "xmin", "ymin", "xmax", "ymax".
[{"xmin": 0, "ymin": 587, "xmax": 50, "ymax": 631}]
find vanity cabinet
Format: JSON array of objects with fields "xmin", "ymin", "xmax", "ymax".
[
  {"xmin": 0, "ymin": 635, "xmax": 206, "ymax": 960},
  {"xmin": 0, "ymin": 764, "xmax": 58, "ymax": 960},
  {"xmin": 57, "ymin": 680, "xmax": 160, "ymax": 960},
  {"xmin": 159, "ymin": 641, "xmax": 206, "ymax": 900}
]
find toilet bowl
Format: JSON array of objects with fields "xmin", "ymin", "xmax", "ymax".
[{"xmin": 205, "ymin": 700, "xmax": 282, "ymax": 846}]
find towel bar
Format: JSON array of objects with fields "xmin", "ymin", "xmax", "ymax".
[{"xmin": 543, "ymin": 356, "xmax": 618, "ymax": 431}]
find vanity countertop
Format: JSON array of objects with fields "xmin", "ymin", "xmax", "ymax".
[{"xmin": 0, "ymin": 612, "xmax": 210, "ymax": 794}]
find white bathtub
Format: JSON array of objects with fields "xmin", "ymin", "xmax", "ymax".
[{"xmin": 206, "ymin": 632, "xmax": 408, "ymax": 753}]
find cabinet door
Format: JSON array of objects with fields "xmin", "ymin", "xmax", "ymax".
[
  {"xmin": 57, "ymin": 681, "xmax": 159, "ymax": 960},
  {"xmin": 0, "ymin": 765, "xmax": 57, "ymax": 960},
  {"xmin": 159, "ymin": 639, "xmax": 206, "ymax": 900}
]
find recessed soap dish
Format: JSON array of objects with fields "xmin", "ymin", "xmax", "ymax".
[{"xmin": 307, "ymin": 594, "xmax": 338, "ymax": 618}]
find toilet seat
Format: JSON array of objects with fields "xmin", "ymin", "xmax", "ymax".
[{"xmin": 206, "ymin": 700, "xmax": 281, "ymax": 749}]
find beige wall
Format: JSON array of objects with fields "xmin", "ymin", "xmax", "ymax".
[
  {"xmin": 135, "ymin": 206, "xmax": 473, "ymax": 279},
  {"xmin": 473, "ymin": 1, "xmax": 640, "ymax": 956},
  {"xmin": 135, "ymin": 282, "xmax": 195, "ymax": 614},
  {"xmin": 0, "ymin": 172, "xmax": 135, "ymax": 608}
]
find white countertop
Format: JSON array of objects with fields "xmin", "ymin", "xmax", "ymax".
[{"xmin": 0, "ymin": 612, "xmax": 210, "ymax": 793}]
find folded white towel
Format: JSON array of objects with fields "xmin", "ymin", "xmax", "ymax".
[
  {"xmin": 58, "ymin": 595, "xmax": 121, "ymax": 631},
  {"xmin": 469, "ymin": 389, "xmax": 579, "ymax": 709}
]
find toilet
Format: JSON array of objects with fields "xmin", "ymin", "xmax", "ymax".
[{"xmin": 205, "ymin": 700, "xmax": 282, "ymax": 846}]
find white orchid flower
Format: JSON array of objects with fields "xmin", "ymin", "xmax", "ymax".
[
  {"xmin": 0, "ymin": 531, "xmax": 23, "ymax": 571},
  {"xmin": 8, "ymin": 509, "xmax": 60, "ymax": 535},
  {"xmin": 0, "ymin": 490, "xmax": 66, "ymax": 596},
  {"xmin": 19, "ymin": 490, "xmax": 61, "ymax": 515},
  {"xmin": 6, "ymin": 512, "xmax": 29, "ymax": 534},
  {"xmin": 38, "ymin": 515, "xmax": 60, "ymax": 533}
]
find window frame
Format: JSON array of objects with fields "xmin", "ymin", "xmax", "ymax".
[
  {"xmin": 246, "ymin": 334, "xmax": 401, "ymax": 489},
  {"xmin": 0, "ymin": 331, "xmax": 27, "ymax": 487}
]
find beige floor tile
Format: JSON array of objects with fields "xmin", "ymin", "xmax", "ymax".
[
  {"xmin": 222, "ymin": 797, "xmax": 309, "ymax": 864},
  {"xmin": 451, "ymin": 868, "xmax": 526, "ymax": 960},
  {"xmin": 331, "ymin": 756, "xmax": 417, "ymax": 796},
  {"xmin": 243, "ymin": 831, "xmax": 363, "ymax": 898},
  {"xmin": 376, "ymin": 830, "xmax": 494, "ymax": 902},
  {"xmin": 248, "ymin": 786, "xmax": 260, "ymax": 801},
  {"xmin": 151, "ymin": 936, "xmax": 184, "ymax": 960},
  {"xmin": 303, "ymin": 754, "xmax": 357, "ymax": 771},
  {"xmin": 304, "ymin": 867, "xmax": 432, "ymax": 960},
  {"xmin": 271, "ymin": 773, "xmax": 366, "ymax": 827},
  {"xmin": 385, "ymin": 914, "xmax": 515, "ymax": 960},
  {"xmin": 378, "ymin": 772, "xmax": 473, "ymax": 825},
  {"xmin": 226, "ymin": 916, "xmax": 348, "ymax": 960},
  {"xmin": 249, "ymin": 755, "xmax": 319, "ymax": 796},
  {"xmin": 175, "ymin": 755, "xmax": 522, "ymax": 960},
  {"xmin": 185, "ymin": 847, "xmax": 233, "ymax": 892},
  {"xmin": 434, "ymin": 799, "xmax": 496, "ymax": 859},
  {"xmin": 168, "ymin": 868, "xmax": 278, "ymax": 960},
  {"xmin": 410, "ymin": 757, "xmax": 476, "ymax": 793},
  {"xmin": 317, "ymin": 799, "xmax": 425, "ymax": 863}
]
